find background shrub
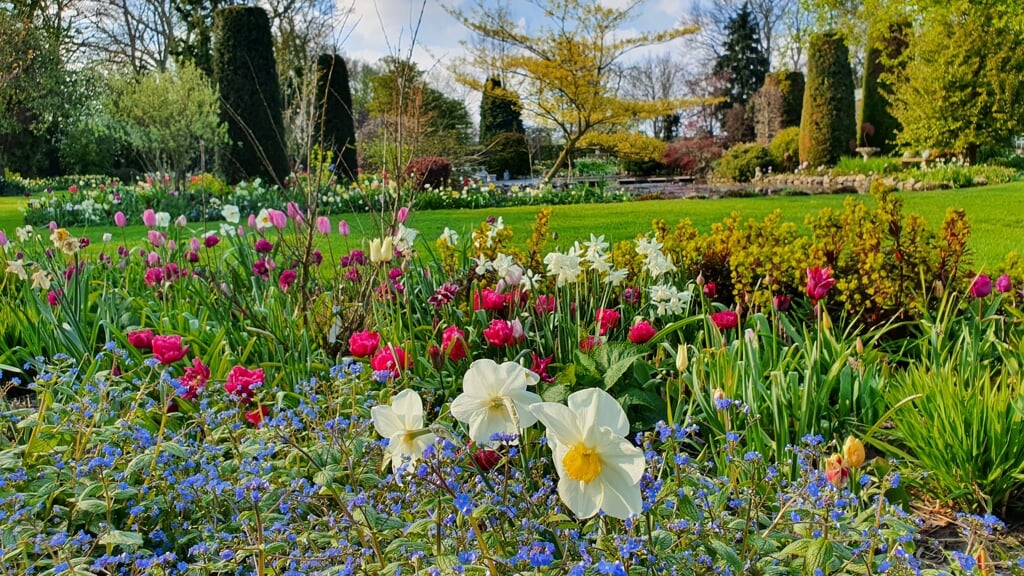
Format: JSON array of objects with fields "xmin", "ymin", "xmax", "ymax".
[
  {"xmin": 768, "ymin": 126, "xmax": 800, "ymax": 172},
  {"xmin": 405, "ymin": 156, "xmax": 451, "ymax": 190},
  {"xmin": 800, "ymin": 31, "xmax": 856, "ymax": 167},
  {"xmin": 754, "ymin": 71, "xmax": 804, "ymax": 144},
  {"xmin": 663, "ymin": 137, "xmax": 723, "ymax": 176},
  {"xmin": 213, "ymin": 6, "xmax": 290, "ymax": 185},
  {"xmin": 314, "ymin": 54, "xmax": 358, "ymax": 181},
  {"xmin": 714, "ymin": 143, "xmax": 773, "ymax": 182}
]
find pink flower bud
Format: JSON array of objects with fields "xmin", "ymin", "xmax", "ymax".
[
  {"xmin": 114, "ymin": 211, "xmax": 127, "ymax": 228},
  {"xmin": 316, "ymin": 216, "xmax": 331, "ymax": 235},
  {"xmin": 338, "ymin": 220, "xmax": 350, "ymax": 236},
  {"xmin": 143, "ymin": 209, "xmax": 157, "ymax": 227}
]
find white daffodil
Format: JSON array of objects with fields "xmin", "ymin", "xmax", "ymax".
[
  {"xmin": 31, "ymin": 268, "xmax": 52, "ymax": 291},
  {"xmin": 394, "ymin": 224, "xmax": 418, "ymax": 253},
  {"xmin": 371, "ymin": 389, "xmax": 437, "ymax": 472},
  {"xmin": 255, "ymin": 209, "xmax": 273, "ymax": 229},
  {"xmin": 450, "ymin": 359, "xmax": 541, "ymax": 445},
  {"xmin": 605, "ymin": 268, "xmax": 628, "ymax": 286},
  {"xmin": 530, "ymin": 388, "xmax": 645, "ymax": 520},
  {"xmin": 471, "ymin": 255, "xmax": 492, "ymax": 276},
  {"xmin": 492, "ymin": 252, "xmax": 515, "ymax": 278},
  {"xmin": 5, "ymin": 259, "xmax": 28, "ymax": 280},
  {"xmin": 439, "ymin": 227, "xmax": 459, "ymax": 247},
  {"xmin": 16, "ymin": 226, "xmax": 34, "ymax": 242},
  {"xmin": 221, "ymin": 204, "xmax": 241, "ymax": 224},
  {"xmin": 583, "ymin": 233, "xmax": 609, "ymax": 260},
  {"xmin": 544, "ymin": 250, "xmax": 582, "ymax": 287}
]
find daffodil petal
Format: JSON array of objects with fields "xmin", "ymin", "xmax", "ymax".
[
  {"xmin": 529, "ymin": 402, "xmax": 582, "ymax": 445},
  {"xmin": 558, "ymin": 476, "xmax": 601, "ymax": 519},
  {"xmin": 569, "ymin": 388, "xmax": 629, "ymax": 439},
  {"xmin": 595, "ymin": 462, "xmax": 643, "ymax": 520},
  {"xmin": 598, "ymin": 434, "xmax": 646, "ymax": 484},
  {"xmin": 450, "ymin": 393, "xmax": 489, "ymax": 424},
  {"xmin": 467, "ymin": 408, "xmax": 512, "ymax": 445},
  {"xmin": 390, "ymin": 389, "xmax": 424, "ymax": 430},
  {"xmin": 508, "ymin": 388, "xmax": 542, "ymax": 428},
  {"xmin": 370, "ymin": 405, "xmax": 403, "ymax": 438}
]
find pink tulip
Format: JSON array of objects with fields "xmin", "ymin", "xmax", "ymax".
[
  {"xmin": 114, "ymin": 211, "xmax": 127, "ymax": 228},
  {"xmin": 397, "ymin": 206, "xmax": 410, "ymax": 223},
  {"xmin": 190, "ymin": 237, "xmax": 200, "ymax": 252},
  {"xmin": 49, "ymin": 221, "xmax": 58, "ymax": 231},
  {"xmin": 316, "ymin": 216, "xmax": 331, "ymax": 235},
  {"xmin": 286, "ymin": 202, "xmax": 301, "ymax": 220},
  {"xmin": 970, "ymin": 275, "xmax": 992, "ymax": 298},
  {"xmin": 148, "ymin": 230, "xmax": 164, "ymax": 248},
  {"xmin": 248, "ymin": 214, "xmax": 257, "ymax": 228},
  {"xmin": 142, "ymin": 209, "xmax": 157, "ymax": 227},
  {"xmin": 805, "ymin": 266, "xmax": 836, "ymax": 301},
  {"xmin": 338, "ymin": 220, "xmax": 350, "ymax": 236},
  {"xmin": 996, "ymin": 274, "xmax": 1012, "ymax": 294},
  {"xmin": 268, "ymin": 209, "xmax": 287, "ymax": 230}
]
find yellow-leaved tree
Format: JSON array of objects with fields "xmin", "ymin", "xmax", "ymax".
[{"xmin": 447, "ymin": 0, "xmax": 700, "ymax": 182}]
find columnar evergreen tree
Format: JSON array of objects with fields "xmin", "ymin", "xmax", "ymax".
[
  {"xmin": 859, "ymin": 21, "xmax": 907, "ymax": 153},
  {"xmin": 799, "ymin": 31, "xmax": 855, "ymax": 166},
  {"xmin": 314, "ymin": 54, "xmax": 357, "ymax": 181},
  {"xmin": 713, "ymin": 1, "xmax": 769, "ymax": 132},
  {"xmin": 479, "ymin": 77, "xmax": 529, "ymax": 177},
  {"xmin": 479, "ymin": 77, "xmax": 524, "ymax": 144},
  {"xmin": 212, "ymin": 6, "xmax": 290, "ymax": 184}
]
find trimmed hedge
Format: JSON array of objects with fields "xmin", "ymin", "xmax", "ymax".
[
  {"xmin": 213, "ymin": 6, "xmax": 290, "ymax": 185},
  {"xmin": 714, "ymin": 143, "xmax": 773, "ymax": 182},
  {"xmin": 799, "ymin": 31, "xmax": 856, "ymax": 167},
  {"xmin": 314, "ymin": 54, "xmax": 358, "ymax": 181},
  {"xmin": 859, "ymin": 21, "xmax": 908, "ymax": 154}
]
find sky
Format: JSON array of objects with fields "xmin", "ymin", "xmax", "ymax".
[{"xmin": 335, "ymin": 0, "xmax": 703, "ymax": 79}]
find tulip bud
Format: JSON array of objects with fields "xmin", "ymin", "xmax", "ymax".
[
  {"xmin": 855, "ymin": 337, "xmax": 864, "ymax": 355},
  {"xmin": 932, "ymin": 279, "xmax": 944, "ymax": 298},
  {"xmin": 712, "ymin": 387, "xmax": 726, "ymax": 404},
  {"xmin": 825, "ymin": 453, "xmax": 849, "ymax": 488},
  {"xmin": 843, "ymin": 435, "xmax": 865, "ymax": 468},
  {"xmin": 696, "ymin": 272, "xmax": 705, "ymax": 288},
  {"xmin": 676, "ymin": 344, "xmax": 688, "ymax": 373}
]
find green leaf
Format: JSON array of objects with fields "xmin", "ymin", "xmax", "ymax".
[
  {"xmin": 804, "ymin": 539, "xmax": 832, "ymax": 575},
  {"xmin": 99, "ymin": 530, "xmax": 143, "ymax": 548},
  {"xmin": 710, "ymin": 539, "xmax": 744, "ymax": 573},
  {"xmin": 75, "ymin": 499, "xmax": 108, "ymax": 515},
  {"xmin": 542, "ymin": 384, "xmax": 570, "ymax": 403}
]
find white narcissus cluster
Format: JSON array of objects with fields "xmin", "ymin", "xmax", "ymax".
[{"xmin": 635, "ymin": 235, "xmax": 676, "ymax": 277}]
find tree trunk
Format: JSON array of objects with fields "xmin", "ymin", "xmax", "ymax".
[{"xmin": 543, "ymin": 136, "xmax": 578, "ymax": 183}]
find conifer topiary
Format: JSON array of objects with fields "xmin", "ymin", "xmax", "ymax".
[
  {"xmin": 859, "ymin": 21, "xmax": 907, "ymax": 154},
  {"xmin": 212, "ymin": 6, "xmax": 290, "ymax": 184},
  {"xmin": 799, "ymin": 31, "xmax": 856, "ymax": 167},
  {"xmin": 314, "ymin": 54, "xmax": 357, "ymax": 181}
]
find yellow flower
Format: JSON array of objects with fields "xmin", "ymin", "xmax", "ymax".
[{"xmin": 843, "ymin": 435, "xmax": 865, "ymax": 468}]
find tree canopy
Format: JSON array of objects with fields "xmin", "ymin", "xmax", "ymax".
[{"xmin": 448, "ymin": 0, "xmax": 699, "ymax": 182}]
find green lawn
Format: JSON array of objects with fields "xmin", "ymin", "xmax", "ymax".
[{"xmin": 1, "ymin": 181, "xmax": 1021, "ymax": 266}]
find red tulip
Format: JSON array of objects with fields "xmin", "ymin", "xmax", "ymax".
[
  {"xmin": 225, "ymin": 365, "xmax": 264, "ymax": 403},
  {"xmin": 370, "ymin": 345, "xmax": 411, "ymax": 378},
  {"xmin": 441, "ymin": 325, "xmax": 468, "ymax": 362},
  {"xmin": 711, "ymin": 310, "xmax": 739, "ymax": 331},
  {"xmin": 595, "ymin": 308, "xmax": 620, "ymax": 335},
  {"xmin": 628, "ymin": 321, "xmax": 656, "ymax": 344},
  {"xmin": 348, "ymin": 330, "xmax": 381, "ymax": 358},
  {"xmin": 152, "ymin": 335, "xmax": 188, "ymax": 364}
]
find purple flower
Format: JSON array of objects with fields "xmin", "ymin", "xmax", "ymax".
[
  {"xmin": 970, "ymin": 274, "xmax": 992, "ymax": 298},
  {"xmin": 996, "ymin": 274, "xmax": 1012, "ymax": 294}
]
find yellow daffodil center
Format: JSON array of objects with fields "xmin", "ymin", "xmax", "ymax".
[{"xmin": 563, "ymin": 443, "xmax": 601, "ymax": 483}]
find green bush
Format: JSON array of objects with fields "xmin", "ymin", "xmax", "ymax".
[
  {"xmin": 768, "ymin": 127, "xmax": 800, "ymax": 171},
  {"xmin": 313, "ymin": 54, "xmax": 358, "ymax": 181},
  {"xmin": 213, "ymin": 6, "xmax": 290, "ymax": 185},
  {"xmin": 714, "ymin": 143, "xmax": 773, "ymax": 182},
  {"xmin": 800, "ymin": 31, "xmax": 856, "ymax": 167}
]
